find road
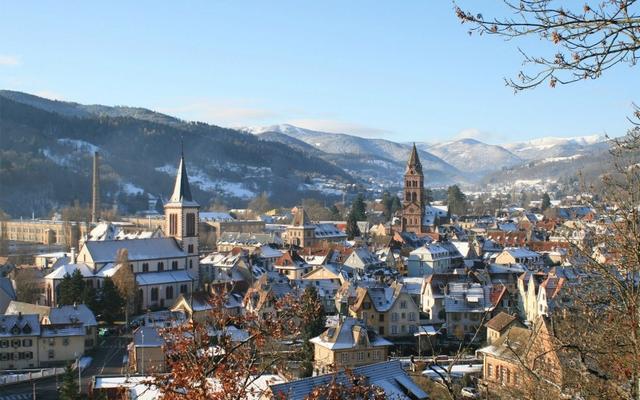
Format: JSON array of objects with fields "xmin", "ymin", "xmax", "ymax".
[{"xmin": 0, "ymin": 335, "xmax": 128, "ymax": 400}]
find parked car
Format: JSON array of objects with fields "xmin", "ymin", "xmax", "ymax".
[{"xmin": 461, "ymin": 387, "xmax": 480, "ymax": 399}]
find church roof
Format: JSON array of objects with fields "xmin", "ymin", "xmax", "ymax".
[
  {"xmin": 167, "ymin": 152, "xmax": 198, "ymax": 207},
  {"xmin": 405, "ymin": 143, "xmax": 422, "ymax": 173}
]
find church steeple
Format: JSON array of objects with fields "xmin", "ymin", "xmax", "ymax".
[
  {"xmin": 402, "ymin": 143, "xmax": 426, "ymax": 234},
  {"xmin": 169, "ymin": 152, "xmax": 194, "ymax": 204},
  {"xmin": 164, "ymin": 148, "xmax": 200, "ymax": 285},
  {"xmin": 406, "ymin": 143, "xmax": 422, "ymax": 173}
]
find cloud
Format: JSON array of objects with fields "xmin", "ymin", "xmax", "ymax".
[
  {"xmin": 159, "ymin": 99, "xmax": 279, "ymax": 126},
  {"xmin": 286, "ymin": 118, "xmax": 392, "ymax": 138},
  {"xmin": 0, "ymin": 55, "xmax": 20, "ymax": 67}
]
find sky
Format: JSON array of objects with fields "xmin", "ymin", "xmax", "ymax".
[{"xmin": 0, "ymin": 1, "xmax": 637, "ymax": 144}]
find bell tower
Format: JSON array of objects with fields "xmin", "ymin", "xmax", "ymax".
[
  {"xmin": 164, "ymin": 149, "xmax": 200, "ymax": 283},
  {"xmin": 401, "ymin": 143, "xmax": 426, "ymax": 234}
]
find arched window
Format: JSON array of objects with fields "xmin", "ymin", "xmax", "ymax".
[{"xmin": 165, "ymin": 286, "xmax": 174, "ymax": 300}]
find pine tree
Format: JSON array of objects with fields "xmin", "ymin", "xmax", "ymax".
[
  {"xmin": 350, "ymin": 193, "xmax": 367, "ymax": 221},
  {"xmin": 447, "ymin": 185, "xmax": 467, "ymax": 216},
  {"xmin": 541, "ymin": 192, "xmax": 551, "ymax": 210},
  {"xmin": 58, "ymin": 270, "xmax": 86, "ymax": 306},
  {"xmin": 59, "ymin": 363, "xmax": 80, "ymax": 400},
  {"xmin": 346, "ymin": 212, "xmax": 360, "ymax": 240},
  {"xmin": 100, "ymin": 278, "xmax": 124, "ymax": 325}
]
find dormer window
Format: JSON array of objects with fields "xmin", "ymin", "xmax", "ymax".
[{"xmin": 22, "ymin": 324, "xmax": 31, "ymax": 334}]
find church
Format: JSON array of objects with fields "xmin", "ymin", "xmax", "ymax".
[
  {"xmin": 401, "ymin": 144, "xmax": 429, "ymax": 234},
  {"xmin": 45, "ymin": 151, "xmax": 200, "ymax": 310}
]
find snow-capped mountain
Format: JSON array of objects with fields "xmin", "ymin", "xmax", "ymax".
[
  {"xmin": 419, "ymin": 138, "xmax": 522, "ymax": 174},
  {"xmin": 243, "ymin": 124, "xmax": 455, "ymax": 172},
  {"xmin": 503, "ymin": 135, "xmax": 607, "ymax": 160}
]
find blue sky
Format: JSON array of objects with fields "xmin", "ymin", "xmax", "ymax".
[{"xmin": 0, "ymin": 1, "xmax": 636, "ymax": 143}]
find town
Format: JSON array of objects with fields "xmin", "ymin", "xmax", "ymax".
[
  {"xmin": 0, "ymin": 129, "xmax": 637, "ymax": 400},
  {"xmin": 1, "ymin": 1, "xmax": 639, "ymax": 400}
]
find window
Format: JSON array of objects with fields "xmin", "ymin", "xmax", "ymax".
[
  {"xmin": 391, "ymin": 313, "xmax": 398, "ymax": 322},
  {"xmin": 400, "ymin": 300, "xmax": 407, "ymax": 309},
  {"xmin": 358, "ymin": 352, "xmax": 364, "ymax": 361},
  {"xmin": 22, "ymin": 339, "xmax": 32, "ymax": 347},
  {"xmin": 171, "ymin": 261, "xmax": 178, "ymax": 270},
  {"xmin": 378, "ymin": 327, "xmax": 384, "ymax": 335},
  {"xmin": 487, "ymin": 364, "xmax": 493, "ymax": 378},
  {"xmin": 11, "ymin": 339, "xmax": 20, "ymax": 348},
  {"xmin": 142, "ymin": 263, "xmax": 149, "ymax": 273},
  {"xmin": 188, "ymin": 244, "xmax": 194, "ymax": 254},
  {"xmin": 151, "ymin": 288, "xmax": 159, "ymax": 301},
  {"xmin": 408, "ymin": 312, "xmax": 416, "ymax": 321},
  {"xmin": 391, "ymin": 325, "xmax": 398, "ymax": 334},
  {"xmin": 186, "ymin": 213, "xmax": 196, "ymax": 237},
  {"xmin": 63, "ymin": 338, "xmax": 69, "ymax": 346},
  {"xmin": 158, "ymin": 262, "xmax": 164, "ymax": 272},
  {"xmin": 341, "ymin": 353, "xmax": 349, "ymax": 363},
  {"xmin": 166, "ymin": 286, "xmax": 174, "ymax": 300},
  {"xmin": 378, "ymin": 314, "xmax": 384, "ymax": 322},
  {"xmin": 169, "ymin": 213, "xmax": 178, "ymax": 236},
  {"xmin": 373, "ymin": 350, "xmax": 380, "ymax": 360},
  {"xmin": 180, "ymin": 284, "xmax": 188, "ymax": 294},
  {"xmin": 0, "ymin": 340, "xmax": 7, "ymax": 348},
  {"xmin": 363, "ymin": 302, "xmax": 371, "ymax": 310},
  {"xmin": 48, "ymin": 350, "xmax": 54, "ymax": 359}
]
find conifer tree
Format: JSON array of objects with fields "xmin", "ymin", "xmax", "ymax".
[{"xmin": 59, "ymin": 363, "xmax": 80, "ymax": 400}]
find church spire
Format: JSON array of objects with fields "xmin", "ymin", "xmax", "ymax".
[
  {"xmin": 406, "ymin": 143, "xmax": 422, "ymax": 173},
  {"xmin": 169, "ymin": 151, "xmax": 193, "ymax": 204}
]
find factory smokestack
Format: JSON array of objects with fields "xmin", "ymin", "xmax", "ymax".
[{"xmin": 92, "ymin": 151, "xmax": 100, "ymax": 224}]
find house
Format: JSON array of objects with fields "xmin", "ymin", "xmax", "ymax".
[
  {"xmin": 170, "ymin": 291, "xmax": 243, "ymax": 323},
  {"xmin": 268, "ymin": 360, "xmax": 429, "ymax": 400},
  {"xmin": 349, "ymin": 282, "xmax": 420, "ymax": 337},
  {"xmin": 495, "ymin": 248, "xmax": 543, "ymax": 269},
  {"xmin": 0, "ymin": 314, "xmax": 40, "ymax": 370},
  {"xmin": 484, "ymin": 312, "xmax": 522, "ymax": 345},
  {"xmin": 343, "ymin": 248, "xmax": 385, "ymax": 272},
  {"xmin": 444, "ymin": 282, "xmax": 493, "ymax": 340},
  {"xmin": 407, "ymin": 243, "xmax": 452, "ymax": 276},
  {"xmin": 5, "ymin": 302, "xmax": 98, "ymax": 349},
  {"xmin": 420, "ymin": 273, "xmax": 470, "ymax": 325},
  {"xmin": 477, "ymin": 318, "xmax": 564, "ymax": 398},
  {"xmin": 199, "ymin": 252, "xmax": 253, "ymax": 291},
  {"xmin": 46, "ymin": 304, "xmax": 98, "ymax": 349},
  {"xmin": 0, "ymin": 313, "xmax": 86, "ymax": 370},
  {"xmin": 274, "ymin": 250, "xmax": 311, "ymax": 280},
  {"xmin": 244, "ymin": 273, "xmax": 295, "ymax": 320},
  {"xmin": 129, "ymin": 326, "xmax": 165, "ymax": 374},
  {"xmin": 310, "ymin": 317, "xmax": 392, "ymax": 374}
]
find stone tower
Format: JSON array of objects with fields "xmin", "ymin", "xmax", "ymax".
[
  {"xmin": 401, "ymin": 143, "xmax": 426, "ymax": 234},
  {"xmin": 164, "ymin": 150, "xmax": 200, "ymax": 283}
]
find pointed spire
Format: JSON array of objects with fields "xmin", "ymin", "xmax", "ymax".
[
  {"xmin": 406, "ymin": 143, "xmax": 422, "ymax": 173},
  {"xmin": 169, "ymin": 151, "xmax": 194, "ymax": 204}
]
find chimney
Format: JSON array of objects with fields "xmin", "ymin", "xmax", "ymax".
[
  {"xmin": 70, "ymin": 247, "xmax": 77, "ymax": 264},
  {"xmin": 91, "ymin": 151, "xmax": 100, "ymax": 224}
]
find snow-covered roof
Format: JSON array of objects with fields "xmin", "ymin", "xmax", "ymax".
[
  {"xmin": 0, "ymin": 314, "xmax": 40, "ymax": 337},
  {"xmin": 502, "ymin": 247, "xmax": 541, "ymax": 259},
  {"xmin": 270, "ymin": 361, "xmax": 428, "ymax": 400},
  {"xmin": 136, "ymin": 270, "xmax": 193, "ymax": 286},
  {"xmin": 199, "ymin": 212, "xmax": 235, "ymax": 222},
  {"xmin": 48, "ymin": 304, "xmax": 97, "ymax": 327},
  {"xmin": 258, "ymin": 245, "xmax": 282, "ymax": 259},
  {"xmin": 310, "ymin": 317, "xmax": 391, "ymax": 350},
  {"xmin": 45, "ymin": 263, "xmax": 94, "ymax": 279},
  {"xmin": 84, "ymin": 238, "xmax": 186, "ymax": 263}
]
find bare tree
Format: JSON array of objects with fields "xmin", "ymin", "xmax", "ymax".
[{"xmin": 455, "ymin": 0, "xmax": 640, "ymax": 91}]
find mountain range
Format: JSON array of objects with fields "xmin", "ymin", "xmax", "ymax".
[{"xmin": 0, "ymin": 90, "xmax": 611, "ymax": 217}]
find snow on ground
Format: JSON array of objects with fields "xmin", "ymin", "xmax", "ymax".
[
  {"xmin": 122, "ymin": 182, "xmax": 144, "ymax": 195},
  {"xmin": 58, "ymin": 138, "xmax": 100, "ymax": 153},
  {"xmin": 155, "ymin": 164, "xmax": 255, "ymax": 199},
  {"xmin": 538, "ymin": 154, "xmax": 583, "ymax": 164}
]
